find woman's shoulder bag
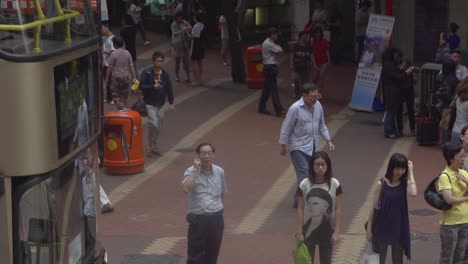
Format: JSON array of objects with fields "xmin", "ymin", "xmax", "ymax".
[{"xmin": 424, "ymin": 172, "xmax": 452, "ymax": 211}]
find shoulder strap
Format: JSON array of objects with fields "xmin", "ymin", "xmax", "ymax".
[
  {"xmin": 440, "ymin": 172, "xmax": 452, "ymax": 185},
  {"xmin": 378, "ymin": 178, "xmax": 385, "ymax": 203}
]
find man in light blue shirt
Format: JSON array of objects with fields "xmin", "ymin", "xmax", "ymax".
[
  {"xmin": 279, "ymin": 82, "xmax": 335, "ymax": 207},
  {"xmin": 182, "ymin": 143, "xmax": 226, "ymax": 264}
]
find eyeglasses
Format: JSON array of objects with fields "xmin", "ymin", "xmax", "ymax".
[
  {"xmin": 154, "ymin": 60, "xmax": 164, "ymax": 63},
  {"xmin": 199, "ymin": 151, "xmax": 213, "ymax": 156},
  {"xmin": 313, "ymin": 162, "xmax": 327, "ymax": 168}
]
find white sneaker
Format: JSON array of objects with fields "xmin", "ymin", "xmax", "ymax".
[
  {"xmin": 110, "ymin": 101, "xmax": 115, "ymax": 105},
  {"xmin": 144, "ymin": 41, "xmax": 151, "ymax": 46}
]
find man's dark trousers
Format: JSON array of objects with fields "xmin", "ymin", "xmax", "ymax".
[
  {"xmin": 186, "ymin": 211, "xmax": 224, "ymax": 264},
  {"xmin": 258, "ymin": 64, "xmax": 284, "ymax": 114}
]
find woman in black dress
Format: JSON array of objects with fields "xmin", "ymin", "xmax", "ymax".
[{"xmin": 190, "ymin": 12, "xmax": 207, "ymax": 86}]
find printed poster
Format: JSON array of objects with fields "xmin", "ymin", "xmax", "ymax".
[{"xmin": 350, "ymin": 14, "xmax": 395, "ymax": 112}]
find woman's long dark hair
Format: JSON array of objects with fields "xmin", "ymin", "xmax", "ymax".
[
  {"xmin": 308, "ymin": 151, "xmax": 333, "ymax": 187},
  {"xmin": 382, "ymin": 46, "xmax": 402, "ymax": 64},
  {"xmin": 384, "ymin": 153, "xmax": 409, "ymax": 183}
]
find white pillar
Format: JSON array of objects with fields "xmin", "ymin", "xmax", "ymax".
[{"xmin": 290, "ymin": 0, "xmax": 310, "ymax": 40}]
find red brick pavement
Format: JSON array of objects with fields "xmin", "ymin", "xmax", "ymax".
[{"xmin": 99, "ymin": 31, "xmax": 445, "ymax": 263}]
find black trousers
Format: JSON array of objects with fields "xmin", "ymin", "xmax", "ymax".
[
  {"xmin": 186, "ymin": 211, "xmax": 224, "ymax": 264},
  {"xmin": 258, "ymin": 64, "xmax": 284, "ymax": 114},
  {"xmin": 396, "ymin": 87, "xmax": 416, "ymax": 133},
  {"xmin": 377, "ymin": 244, "xmax": 404, "ymax": 264}
]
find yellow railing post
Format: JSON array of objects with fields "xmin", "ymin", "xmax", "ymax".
[
  {"xmin": 33, "ymin": 0, "xmax": 46, "ymax": 20},
  {"xmin": 65, "ymin": 18, "xmax": 71, "ymax": 45},
  {"xmin": 33, "ymin": 26, "xmax": 41, "ymax": 53}
]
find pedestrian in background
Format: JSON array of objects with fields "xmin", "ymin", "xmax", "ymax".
[
  {"xmin": 258, "ymin": 27, "xmax": 286, "ymax": 117},
  {"xmin": 382, "ymin": 47, "xmax": 408, "ymax": 139},
  {"xmin": 105, "ymin": 36, "xmax": 137, "ymax": 110},
  {"xmin": 396, "ymin": 59, "xmax": 417, "ymax": 137},
  {"xmin": 171, "ymin": 12, "xmax": 191, "ymax": 82},
  {"xmin": 366, "ymin": 153, "xmax": 417, "ymax": 264},
  {"xmin": 120, "ymin": 14, "xmax": 138, "ymax": 65},
  {"xmin": 440, "ymin": 22, "xmax": 461, "ymax": 53},
  {"xmin": 190, "ymin": 12, "xmax": 207, "ymax": 86},
  {"xmin": 355, "ymin": 1, "xmax": 372, "ymax": 63},
  {"xmin": 279, "ymin": 83, "xmax": 335, "ymax": 208},
  {"xmin": 451, "ymin": 78, "xmax": 468, "ymax": 142},
  {"xmin": 290, "ymin": 31, "xmax": 314, "ymax": 98},
  {"xmin": 458, "ymin": 125, "xmax": 468, "ymax": 264},
  {"xmin": 438, "ymin": 142, "xmax": 468, "ymax": 264},
  {"xmin": 310, "ymin": 0, "xmax": 328, "ymax": 30},
  {"xmin": 451, "ymin": 50, "xmax": 468, "ymax": 80},
  {"xmin": 139, "ymin": 51, "xmax": 175, "ymax": 156},
  {"xmin": 101, "ymin": 23, "xmax": 115, "ymax": 104},
  {"xmin": 182, "ymin": 143, "xmax": 226, "ymax": 264},
  {"xmin": 436, "ymin": 59, "xmax": 459, "ymax": 143},
  {"xmin": 311, "ymin": 27, "xmax": 330, "ymax": 98},
  {"xmin": 219, "ymin": 14, "xmax": 229, "ymax": 66},
  {"xmin": 129, "ymin": 0, "xmax": 150, "ymax": 46},
  {"xmin": 296, "ymin": 151, "xmax": 342, "ymax": 264}
]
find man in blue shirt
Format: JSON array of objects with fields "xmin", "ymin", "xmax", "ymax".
[
  {"xmin": 279, "ymin": 82, "xmax": 335, "ymax": 207},
  {"xmin": 182, "ymin": 143, "xmax": 226, "ymax": 264}
]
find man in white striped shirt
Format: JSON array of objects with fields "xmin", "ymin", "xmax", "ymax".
[{"xmin": 279, "ymin": 82, "xmax": 335, "ymax": 207}]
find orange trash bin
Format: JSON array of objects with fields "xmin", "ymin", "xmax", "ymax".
[
  {"xmin": 246, "ymin": 45, "xmax": 264, "ymax": 89},
  {"xmin": 103, "ymin": 110, "xmax": 144, "ymax": 175}
]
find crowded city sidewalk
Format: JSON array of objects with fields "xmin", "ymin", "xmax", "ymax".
[{"xmin": 99, "ymin": 29, "xmax": 444, "ymax": 263}]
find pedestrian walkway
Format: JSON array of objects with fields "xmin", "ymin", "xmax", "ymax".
[{"xmin": 99, "ymin": 30, "xmax": 444, "ymax": 263}]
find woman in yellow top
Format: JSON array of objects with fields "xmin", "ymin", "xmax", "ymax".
[{"xmin": 438, "ymin": 142, "xmax": 468, "ymax": 264}]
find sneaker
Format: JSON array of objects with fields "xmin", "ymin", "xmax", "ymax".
[
  {"xmin": 410, "ymin": 130, "xmax": 416, "ymax": 137},
  {"xmin": 110, "ymin": 101, "xmax": 115, "ymax": 105},
  {"xmin": 144, "ymin": 41, "xmax": 151, "ymax": 46}
]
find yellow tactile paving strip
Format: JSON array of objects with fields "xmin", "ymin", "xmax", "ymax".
[
  {"xmin": 142, "ymin": 237, "xmax": 186, "ymax": 255},
  {"xmin": 332, "ymin": 137, "xmax": 413, "ymax": 263},
  {"xmin": 108, "ymin": 91, "xmax": 260, "ymax": 206}
]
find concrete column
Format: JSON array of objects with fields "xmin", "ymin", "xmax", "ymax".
[
  {"xmin": 290, "ymin": 0, "xmax": 309, "ymax": 40},
  {"xmin": 449, "ymin": 0, "xmax": 468, "ymax": 48},
  {"xmin": 392, "ymin": 0, "xmax": 415, "ymax": 60}
]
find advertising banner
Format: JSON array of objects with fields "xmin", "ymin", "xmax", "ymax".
[{"xmin": 349, "ymin": 14, "xmax": 395, "ymax": 111}]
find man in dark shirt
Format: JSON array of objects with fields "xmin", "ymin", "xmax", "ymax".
[
  {"xmin": 139, "ymin": 51, "xmax": 175, "ymax": 156},
  {"xmin": 120, "ymin": 14, "xmax": 137, "ymax": 63},
  {"xmin": 290, "ymin": 31, "xmax": 314, "ymax": 98}
]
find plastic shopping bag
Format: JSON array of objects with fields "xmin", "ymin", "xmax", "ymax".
[
  {"xmin": 292, "ymin": 237, "xmax": 312, "ymax": 264},
  {"xmin": 360, "ymin": 243, "xmax": 379, "ymax": 264}
]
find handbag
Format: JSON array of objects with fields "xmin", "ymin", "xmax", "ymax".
[
  {"xmin": 424, "ymin": 173, "xmax": 452, "ymax": 211},
  {"xmin": 360, "ymin": 243, "xmax": 379, "ymax": 264},
  {"xmin": 292, "ymin": 236, "xmax": 312, "ymax": 264},
  {"xmin": 132, "ymin": 97, "xmax": 147, "ymax": 117},
  {"xmin": 439, "ymin": 96, "xmax": 457, "ymax": 130}
]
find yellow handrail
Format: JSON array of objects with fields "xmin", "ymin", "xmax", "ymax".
[{"xmin": 0, "ymin": 4, "xmax": 80, "ymax": 53}]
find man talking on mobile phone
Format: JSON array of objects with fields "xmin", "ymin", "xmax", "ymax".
[{"xmin": 181, "ymin": 143, "xmax": 226, "ymax": 264}]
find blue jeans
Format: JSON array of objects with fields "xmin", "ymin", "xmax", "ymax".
[
  {"xmin": 452, "ymin": 131, "xmax": 461, "ymax": 143},
  {"xmin": 290, "ymin": 150, "xmax": 312, "ymax": 189},
  {"xmin": 384, "ymin": 111, "xmax": 396, "ymax": 136}
]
